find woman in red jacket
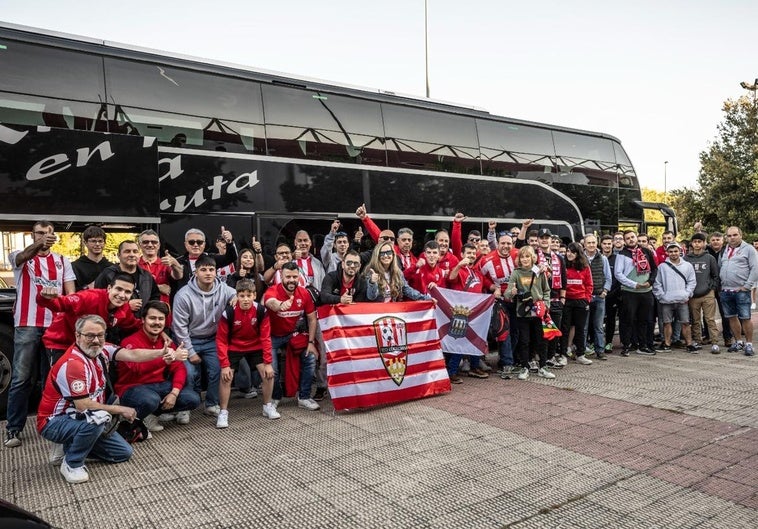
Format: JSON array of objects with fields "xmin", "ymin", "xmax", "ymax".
[{"xmin": 560, "ymin": 242, "xmax": 594, "ymax": 366}]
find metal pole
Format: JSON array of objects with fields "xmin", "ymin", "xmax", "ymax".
[{"xmin": 425, "ymin": 0, "xmax": 430, "ymax": 98}]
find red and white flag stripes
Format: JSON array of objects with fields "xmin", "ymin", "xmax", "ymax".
[{"xmin": 318, "ymin": 301, "xmax": 451, "ymax": 411}]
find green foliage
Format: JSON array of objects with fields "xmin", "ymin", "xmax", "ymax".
[
  {"xmin": 674, "ymin": 93, "xmax": 758, "ymax": 238},
  {"xmin": 51, "ymin": 232, "xmax": 138, "ymax": 262}
]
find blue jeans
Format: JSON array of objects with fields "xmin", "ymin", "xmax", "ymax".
[
  {"xmin": 41, "ymin": 414, "xmax": 132, "ymax": 468},
  {"xmin": 186, "ymin": 337, "xmax": 221, "ymax": 408},
  {"xmin": 497, "ymin": 336, "xmax": 514, "ymax": 368},
  {"xmin": 6, "ymin": 326, "xmax": 46, "ymax": 433},
  {"xmin": 445, "ymin": 353, "xmax": 463, "ymax": 375},
  {"xmin": 120, "ymin": 380, "xmax": 200, "ymax": 419},
  {"xmin": 271, "ymin": 335, "xmax": 316, "ymax": 400},
  {"xmin": 586, "ymin": 295, "xmax": 606, "ymax": 352}
]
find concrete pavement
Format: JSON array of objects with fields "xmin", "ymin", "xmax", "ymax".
[{"xmin": 2, "ymin": 339, "xmax": 757, "ymax": 528}]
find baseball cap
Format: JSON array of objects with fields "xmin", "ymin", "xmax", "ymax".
[
  {"xmin": 666, "ymin": 242, "xmax": 681, "ymax": 251},
  {"xmin": 538, "ymin": 228, "xmax": 552, "ymax": 238}
]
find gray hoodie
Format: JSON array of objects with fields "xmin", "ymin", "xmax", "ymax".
[
  {"xmin": 171, "ymin": 276, "xmax": 236, "ymax": 357},
  {"xmin": 653, "ymin": 258, "xmax": 696, "ymax": 304},
  {"xmin": 683, "ymin": 251, "xmax": 719, "ymax": 298}
]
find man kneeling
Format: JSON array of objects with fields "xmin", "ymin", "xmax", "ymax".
[
  {"xmin": 216, "ymin": 279, "xmax": 280, "ymax": 428},
  {"xmin": 38, "ymin": 314, "xmax": 187, "ymax": 484},
  {"xmin": 117, "ymin": 301, "xmax": 200, "ymax": 433}
]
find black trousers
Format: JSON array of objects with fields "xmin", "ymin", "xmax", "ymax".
[
  {"xmin": 620, "ymin": 291, "xmax": 655, "ymax": 349},
  {"xmin": 515, "ymin": 317, "xmax": 545, "ymax": 368}
]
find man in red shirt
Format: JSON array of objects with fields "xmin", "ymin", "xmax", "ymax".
[
  {"xmin": 38, "ymin": 314, "xmax": 186, "ymax": 484},
  {"xmin": 447, "ymin": 243, "xmax": 490, "ymax": 381},
  {"xmin": 217, "ymin": 279, "xmax": 279, "ymax": 427},
  {"xmin": 407, "ymin": 241, "xmax": 447, "ymax": 294},
  {"xmin": 38, "ymin": 274, "xmax": 142, "ymax": 363},
  {"xmin": 118, "ymin": 301, "xmax": 199, "ymax": 433},
  {"xmin": 263, "ymin": 262, "xmax": 319, "ymax": 411},
  {"xmin": 137, "ymin": 229, "xmax": 183, "ymax": 307},
  {"xmin": 434, "ymin": 229, "xmax": 460, "ymax": 279}
]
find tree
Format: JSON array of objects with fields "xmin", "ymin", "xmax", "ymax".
[{"xmin": 673, "ymin": 91, "xmax": 758, "ymax": 238}]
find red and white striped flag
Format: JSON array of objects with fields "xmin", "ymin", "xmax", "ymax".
[
  {"xmin": 318, "ymin": 301, "xmax": 451, "ymax": 411},
  {"xmin": 429, "ymin": 287, "xmax": 494, "ymax": 356}
]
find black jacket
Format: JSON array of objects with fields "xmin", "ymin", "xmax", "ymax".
[
  {"xmin": 320, "ymin": 266, "xmax": 376, "ymax": 304},
  {"xmin": 94, "ymin": 264, "xmax": 160, "ymax": 316}
]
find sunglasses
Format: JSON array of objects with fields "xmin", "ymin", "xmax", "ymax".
[
  {"xmin": 379, "ymin": 250, "xmax": 394, "ymax": 257},
  {"xmin": 187, "ymin": 239, "xmax": 205, "ymax": 246},
  {"xmin": 335, "ymin": 231, "xmax": 348, "ymax": 238},
  {"xmin": 469, "ymin": 237, "xmax": 481, "ymax": 243},
  {"xmin": 380, "ymin": 236, "xmax": 396, "ymax": 242},
  {"xmin": 140, "ymin": 240, "xmax": 159, "ymax": 246}
]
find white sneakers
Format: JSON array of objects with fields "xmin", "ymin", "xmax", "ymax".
[
  {"xmin": 60, "ymin": 461, "xmax": 89, "ymax": 484},
  {"xmin": 243, "ymin": 389, "xmax": 258, "ymax": 399},
  {"xmin": 576, "ymin": 355, "xmax": 593, "ymax": 365},
  {"xmin": 176, "ymin": 411, "xmax": 191, "ymax": 425},
  {"xmin": 537, "ymin": 367, "xmax": 556, "ymax": 379},
  {"xmin": 517, "ymin": 367, "xmax": 529, "ymax": 380},
  {"xmin": 216, "ymin": 410, "xmax": 229, "ymax": 429},
  {"xmin": 262, "ymin": 402, "xmax": 281, "ymax": 419},
  {"xmin": 143, "ymin": 414, "xmax": 164, "ymax": 432},
  {"xmin": 297, "ymin": 398, "xmax": 320, "ymax": 411}
]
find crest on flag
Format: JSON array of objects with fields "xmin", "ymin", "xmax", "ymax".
[
  {"xmin": 449, "ymin": 305, "xmax": 471, "ymax": 338},
  {"xmin": 373, "ymin": 317, "xmax": 408, "ymax": 386}
]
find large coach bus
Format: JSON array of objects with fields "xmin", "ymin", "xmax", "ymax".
[{"xmin": 0, "ymin": 22, "xmax": 675, "ymax": 416}]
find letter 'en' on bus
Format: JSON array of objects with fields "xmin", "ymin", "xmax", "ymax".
[{"xmin": 26, "ymin": 141, "xmax": 115, "ymax": 181}]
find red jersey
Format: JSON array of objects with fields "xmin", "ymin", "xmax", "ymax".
[
  {"xmin": 262, "ymin": 283, "xmax": 315, "ymax": 337},
  {"xmin": 138, "ymin": 257, "xmax": 171, "ymax": 302},
  {"xmin": 408, "ymin": 263, "xmax": 447, "ymax": 294},
  {"xmin": 480, "ymin": 250, "xmax": 516, "ymax": 292},
  {"xmin": 11, "ymin": 250, "xmax": 75, "ymax": 327},
  {"xmin": 116, "ymin": 329, "xmax": 186, "ymax": 397},
  {"xmin": 450, "ymin": 266, "xmax": 485, "ymax": 293},
  {"xmin": 438, "ymin": 252, "xmax": 460, "ymax": 279},
  {"xmin": 565, "ymin": 267, "xmax": 593, "ymax": 303},
  {"xmin": 37, "ymin": 343, "xmax": 119, "ymax": 433},
  {"xmin": 216, "ymin": 302, "xmax": 273, "ymax": 367},
  {"xmin": 38, "ymin": 289, "xmax": 141, "ymax": 351}
]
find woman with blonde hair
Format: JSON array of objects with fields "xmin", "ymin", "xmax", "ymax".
[
  {"xmin": 506, "ymin": 245, "xmax": 554, "ymax": 380},
  {"xmin": 364, "ymin": 241, "xmax": 427, "ymax": 302}
]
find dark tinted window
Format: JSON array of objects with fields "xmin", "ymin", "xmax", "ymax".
[
  {"xmin": 0, "ymin": 40, "xmax": 105, "ymax": 101},
  {"xmin": 104, "ymin": 58, "xmax": 263, "ymax": 123},
  {"xmin": 553, "ymin": 131, "xmax": 616, "ymax": 163},
  {"xmin": 382, "ymin": 104, "xmax": 480, "ymax": 173},
  {"xmin": 0, "ymin": 95, "xmax": 107, "ymax": 131},
  {"xmin": 613, "ymin": 141, "xmax": 638, "ymax": 189},
  {"xmin": 478, "ymin": 120, "xmax": 555, "ymax": 177},
  {"xmin": 262, "ymin": 85, "xmax": 386, "ymax": 164}
]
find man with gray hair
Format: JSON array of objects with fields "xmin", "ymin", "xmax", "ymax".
[
  {"xmin": 37, "ymin": 314, "xmax": 187, "ymax": 483},
  {"xmin": 720, "ymin": 226, "xmax": 758, "ymax": 355},
  {"xmin": 172, "ymin": 226, "xmax": 237, "ymax": 294}
]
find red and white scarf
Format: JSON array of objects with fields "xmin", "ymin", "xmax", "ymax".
[
  {"xmin": 537, "ymin": 249, "xmax": 562, "ymax": 290},
  {"xmin": 295, "ymin": 256, "xmax": 314, "ymax": 287},
  {"xmin": 630, "ymin": 246, "xmax": 651, "ymax": 274}
]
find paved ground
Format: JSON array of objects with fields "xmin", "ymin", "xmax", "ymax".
[{"xmin": 2, "ymin": 334, "xmax": 757, "ymax": 528}]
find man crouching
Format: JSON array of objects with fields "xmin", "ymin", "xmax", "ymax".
[{"xmin": 37, "ymin": 314, "xmax": 187, "ymax": 484}]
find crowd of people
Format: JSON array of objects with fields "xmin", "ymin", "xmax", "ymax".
[{"xmin": 3, "ymin": 211, "xmax": 757, "ymax": 484}]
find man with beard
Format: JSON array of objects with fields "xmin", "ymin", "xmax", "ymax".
[
  {"xmin": 480, "ymin": 232, "xmax": 518, "ymax": 375},
  {"xmin": 118, "ymin": 301, "xmax": 198, "ymax": 432},
  {"xmin": 94, "ymin": 240, "xmax": 160, "ymax": 317},
  {"xmin": 615, "ymin": 231, "xmax": 658, "ymax": 356},
  {"xmin": 263, "ymin": 262, "xmax": 319, "ymax": 411},
  {"xmin": 5, "ymin": 221, "xmax": 76, "ymax": 449},
  {"xmin": 37, "ymin": 314, "xmax": 187, "ymax": 483},
  {"xmin": 38, "ymin": 274, "xmax": 142, "ymax": 364},
  {"xmin": 172, "ymin": 255, "xmax": 237, "ymax": 420}
]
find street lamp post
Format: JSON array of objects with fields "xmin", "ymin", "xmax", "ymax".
[{"xmin": 425, "ymin": 0, "xmax": 430, "ymax": 98}]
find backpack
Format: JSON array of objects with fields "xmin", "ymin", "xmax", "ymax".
[
  {"xmin": 224, "ymin": 302, "xmax": 266, "ymax": 342},
  {"xmin": 489, "ymin": 299, "xmax": 510, "ymax": 342}
]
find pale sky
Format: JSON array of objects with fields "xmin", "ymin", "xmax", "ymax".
[{"xmin": 2, "ymin": 0, "xmax": 755, "ymax": 193}]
